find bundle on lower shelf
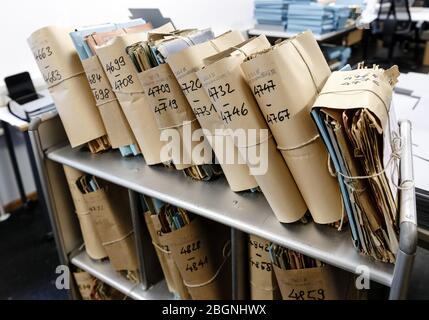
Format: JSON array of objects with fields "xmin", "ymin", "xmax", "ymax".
[
  {"xmin": 73, "ymin": 269, "xmax": 128, "ymax": 300},
  {"xmin": 63, "ymin": 165, "xmax": 140, "ymax": 282},
  {"xmin": 145, "ymin": 202, "xmax": 231, "ymax": 300}
]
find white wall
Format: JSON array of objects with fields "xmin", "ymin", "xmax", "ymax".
[
  {"xmin": 0, "ymin": 0, "xmax": 254, "ymax": 205},
  {"xmin": 0, "ymin": 0, "xmax": 254, "ymax": 83}
]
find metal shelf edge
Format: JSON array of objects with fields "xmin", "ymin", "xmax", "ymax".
[
  {"xmin": 70, "ymin": 251, "xmax": 173, "ymax": 300},
  {"xmin": 49, "ymin": 146, "xmax": 394, "ymax": 287}
]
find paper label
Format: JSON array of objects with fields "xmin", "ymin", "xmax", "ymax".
[
  {"xmin": 198, "ymin": 55, "xmax": 268, "ymax": 146},
  {"xmin": 28, "ymin": 26, "xmax": 107, "ymax": 147},
  {"xmin": 314, "ymin": 68, "xmax": 397, "ymax": 131},
  {"xmin": 248, "ymin": 235, "xmax": 280, "ymax": 300},
  {"xmin": 82, "ymin": 56, "xmax": 116, "ymax": 106},
  {"xmin": 139, "ymin": 63, "xmax": 196, "ymax": 129},
  {"xmin": 95, "ymin": 34, "xmax": 167, "ymax": 164},
  {"xmin": 159, "ymin": 217, "xmax": 231, "ymax": 300},
  {"xmin": 273, "ymin": 265, "xmax": 345, "ymax": 300},
  {"xmin": 28, "ymin": 26, "xmax": 81, "ymax": 87},
  {"xmin": 83, "ymin": 185, "xmax": 138, "ymax": 271},
  {"xmin": 241, "ymin": 34, "xmax": 342, "ymax": 224}
]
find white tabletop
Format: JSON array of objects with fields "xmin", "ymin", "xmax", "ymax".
[
  {"xmin": 248, "ymin": 24, "xmax": 357, "ymax": 41},
  {"xmin": 0, "ymin": 106, "xmax": 29, "ymax": 131}
]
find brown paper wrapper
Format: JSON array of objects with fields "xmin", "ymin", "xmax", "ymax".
[
  {"xmin": 73, "ymin": 271, "xmax": 97, "ymax": 300},
  {"xmin": 159, "ymin": 217, "xmax": 231, "ymax": 300},
  {"xmin": 273, "ymin": 265, "xmax": 349, "ymax": 300},
  {"xmin": 144, "ymin": 212, "xmax": 177, "ymax": 294},
  {"xmin": 81, "ymin": 56, "xmax": 138, "ymax": 149},
  {"xmin": 313, "ymin": 67, "xmax": 398, "ymax": 131},
  {"xmin": 27, "ymin": 26, "xmax": 106, "ymax": 147},
  {"xmin": 166, "ymin": 31, "xmax": 258, "ymax": 191},
  {"xmin": 138, "ymin": 63, "xmax": 208, "ymax": 169},
  {"xmin": 73, "ymin": 271, "xmax": 127, "ymax": 300},
  {"xmin": 63, "ymin": 165, "xmax": 107, "ymax": 260},
  {"xmin": 248, "ymin": 235, "xmax": 281, "ymax": 300},
  {"xmin": 83, "ymin": 184, "xmax": 138, "ymax": 272},
  {"xmin": 196, "ymin": 38, "xmax": 307, "ymax": 223},
  {"xmin": 241, "ymin": 31, "xmax": 342, "ymax": 224},
  {"xmin": 95, "ymin": 33, "xmax": 168, "ymax": 165}
]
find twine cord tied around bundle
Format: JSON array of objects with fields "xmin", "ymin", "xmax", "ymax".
[
  {"xmin": 47, "ymin": 71, "xmax": 85, "ymax": 89},
  {"xmin": 183, "ymin": 240, "xmax": 231, "ymax": 288},
  {"xmin": 102, "ymin": 229, "xmax": 134, "ymax": 246},
  {"xmin": 277, "ymin": 134, "xmax": 320, "ymax": 152}
]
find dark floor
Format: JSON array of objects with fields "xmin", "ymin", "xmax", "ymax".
[{"xmin": 0, "ymin": 203, "xmax": 68, "ymax": 300}]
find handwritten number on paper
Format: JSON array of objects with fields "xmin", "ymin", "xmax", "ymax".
[
  {"xmin": 34, "ymin": 46, "xmax": 53, "ymax": 61},
  {"xmin": 154, "ymin": 98, "xmax": 178, "ymax": 115},
  {"xmin": 266, "ymin": 109, "xmax": 290, "ymax": 124},
  {"xmin": 288, "ymin": 288, "xmax": 325, "ymax": 300},
  {"xmin": 148, "ymin": 84, "xmax": 171, "ymax": 97},
  {"xmin": 114, "ymin": 75, "xmax": 134, "ymax": 91},
  {"xmin": 253, "ymin": 80, "xmax": 276, "ymax": 98},
  {"xmin": 105, "ymin": 56, "xmax": 126, "ymax": 74},
  {"xmin": 208, "ymin": 83, "xmax": 235, "ymax": 102},
  {"xmin": 220, "ymin": 102, "xmax": 249, "ymax": 124},
  {"xmin": 181, "ymin": 79, "xmax": 202, "ymax": 94}
]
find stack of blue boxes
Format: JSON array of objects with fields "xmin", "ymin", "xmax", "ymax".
[
  {"xmin": 286, "ymin": 3, "xmax": 351, "ymax": 35},
  {"xmin": 254, "ymin": 0, "xmax": 311, "ymax": 31}
]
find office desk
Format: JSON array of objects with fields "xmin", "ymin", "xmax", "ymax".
[
  {"xmin": 247, "ymin": 23, "xmax": 357, "ymax": 42},
  {"xmin": 378, "ymin": 7, "xmax": 429, "ymax": 66},
  {"xmin": 0, "ymin": 105, "xmax": 54, "ymax": 234}
]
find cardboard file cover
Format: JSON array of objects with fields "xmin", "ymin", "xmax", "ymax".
[
  {"xmin": 95, "ymin": 33, "xmax": 168, "ymax": 164},
  {"xmin": 166, "ymin": 31, "xmax": 258, "ymax": 191},
  {"xmin": 81, "ymin": 55, "xmax": 138, "ymax": 149},
  {"xmin": 27, "ymin": 26, "xmax": 106, "ymax": 147},
  {"xmin": 248, "ymin": 235, "xmax": 281, "ymax": 300},
  {"xmin": 273, "ymin": 265, "xmax": 348, "ymax": 300},
  {"xmin": 159, "ymin": 217, "xmax": 231, "ymax": 300},
  {"xmin": 63, "ymin": 165, "xmax": 107, "ymax": 260},
  {"xmin": 196, "ymin": 38, "xmax": 307, "ymax": 223},
  {"xmin": 73, "ymin": 271, "xmax": 96, "ymax": 300},
  {"xmin": 144, "ymin": 211, "xmax": 177, "ymax": 294},
  {"xmin": 83, "ymin": 184, "xmax": 138, "ymax": 272},
  {"xmin": 138, "ymin": 63, "xmax": 206, "ymax": 169},
  {"xmin": 241, "ymin": 31, "xmax": 342, "ymax": 224}
]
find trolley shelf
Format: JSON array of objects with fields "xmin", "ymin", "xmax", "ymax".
[
  {"xmin": 70, "ymin": 250, "xmax": 173, "ymax": 300},
  {"xmin": 48, "ymin": 144, "xmax": 394, "ymax": 287}
]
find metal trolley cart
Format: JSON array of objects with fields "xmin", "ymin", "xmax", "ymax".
[{"xmin": 28, "ymin": 113, "xmax": 417, "ymax": 300}]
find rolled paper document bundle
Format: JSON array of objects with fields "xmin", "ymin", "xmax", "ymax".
[
  {"xmin": 28, "ymin": 26, "xmax": 108, "ymax": 151},
  {"xmin": 166, "ymin": 31, "xmax": 258, "ymax": 192},
  {"xmin": 241, "ymin": 31, "xmax": 342, "ymax": 225},
  {"xmin": 196, "ymin": 36, "xmax": 307, "ymax": 223}
]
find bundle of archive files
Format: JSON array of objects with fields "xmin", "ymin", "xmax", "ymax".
[
  {"xmin": 143, "ymin": 198, "xmax": 232, "ymax": 300},
  {"xmin": 73, "ymin": 269, "xmax": 128, "ymax": 300},
  {"xmin": 248, "ymin": 234, "xmax": 366, "ymax": 300},
  {"xmin": 63, "ymin": 165, "xmax": 140, "ymax": 283},
  {"xmin": 28, "ymin": 21, "xmax": 402, "ymax": 264},
  {"xmin": 287, "ymin": 2, "xmax": 351, "ymax": 35}
]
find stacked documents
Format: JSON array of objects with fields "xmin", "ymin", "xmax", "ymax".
[
  {"xmin": 254, "ymin": 0, "xmax": 291, "ymax": 30},
  {"xmin": 321, "ymin": 44, "xmax": 352, "ymax": 70},
  {"xmin": 287, "ymin": 3, "xmax": 350, "ymax": 34},
  {"xmin": 128, "ymin": 28, "xmax": 222, "ymax": 181},
  {"xmin": 311, "ymin": 64, "xmax": 401, "ymax": 263}
]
